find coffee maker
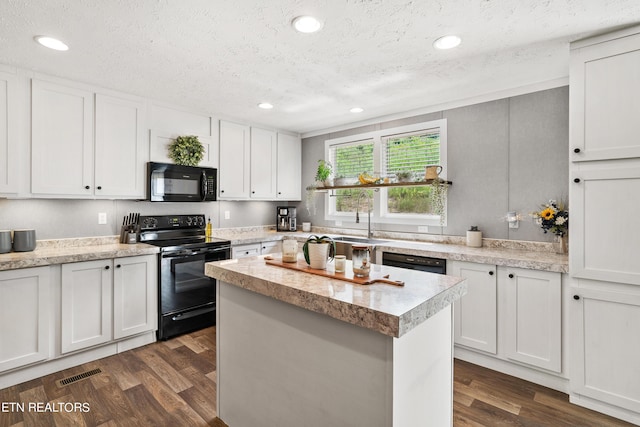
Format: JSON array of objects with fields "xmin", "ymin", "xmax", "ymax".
[{"xmin": 277, "ymin": 206, "xmax": 297, "ymax": 232}]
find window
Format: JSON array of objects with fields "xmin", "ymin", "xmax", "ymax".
[{"xmin": 324, "ymin": 119, "xmax": 447, "ymax": 226}]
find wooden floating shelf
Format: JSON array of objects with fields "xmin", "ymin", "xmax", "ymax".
[{"xmin": 314, "ymin": 179, "xmax": 452, "ymax": 191}]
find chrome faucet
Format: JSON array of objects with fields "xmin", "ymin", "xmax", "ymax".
[{"xmin": 356, "ymin": 191, "xmax": 373, "ymax": 239}]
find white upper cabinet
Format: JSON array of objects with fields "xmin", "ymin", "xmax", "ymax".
[
  {"xmin": 0, "ymin": 70, "xmax": 19, "ymax": 194},
  {"xmin": 250, "ymin": 127, "xmax": 277, "ymax": 199},
  {"xmin": 276, "ymin": 133, "xmax": 302, "ymax": 200},
  {"xmin": 32, "ymin": 79, "xmax": 94, "ymax": 196},
  {"xmin": 31, "ymin": 78, "xmax": 147, "ymax": 198},
  {"xmin": 219, "ymin": 120, "xmax": 251, "ymax": 199},
  {"xmin": 95, "ymin": 94, "xmax": 147, "ymax": 198},
  {"xmin": 570, "ymin": 30, "xmax": 640, "ymax": 162}
]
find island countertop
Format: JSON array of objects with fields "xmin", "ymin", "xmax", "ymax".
[{"xmin": 205, "ymin": 254, "xmax": 467, "ymax": 338}]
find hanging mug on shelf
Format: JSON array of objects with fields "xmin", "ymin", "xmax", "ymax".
[{"xmin": 425, "ymin": 165, "xmax": 443, "ymax": 180}]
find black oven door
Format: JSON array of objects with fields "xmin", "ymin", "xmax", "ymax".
[{"xmin": 158, "ymin": 245, "xmax": 230, "ymax": 339}]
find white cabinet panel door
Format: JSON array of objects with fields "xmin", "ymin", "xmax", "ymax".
[
  {"xmin": 276, "ymin": 133, "xmax": 302, "ymax": 200},
  {"xmin": 0, "ymin": 71, "xmax": 18, "ymax": 194},
  {"xmin": 501, "ymin": 267, "xmax": 561, "ymax": 372},
  {"xmin": 95, "ymin": 94, "xmax": 147, "ymax": 198},
  {"xmin": 450, "ymin": 260, "xmax": 497, "ymax": 354},
  {"xmin": 0, "ymin": 267, "xmax": 50, "ymax": 372},
  {"xmin": 570, "ymin": 32, "xmax": 640, "ymax": 161},
  {"xmin": 219, "ymin": 121, "xmax": 250, "ymax": 199},
  {"xmin": 570, "ymin": 166, "xmax": 640, "ymax": 285},
  {"xmin": 61, "ymin": 260, "xmax": 113, "ymax": 353},
  {"xmin": 232, "ymin": 243, "xmax": 261, "ymax": 259},
  {"xmin": 250, "ymin": 127, "xmax": 277, "ymax": 199},
  {"xmin": 571, "ymin": 284, "xmax": 640, "ymax": 413},
  {"xmin": 113, "ymin": 255, "xmax": 157, "ymax": 339},
  {"xmin": 32, "ymin": 79, "xmax": 94, "ymax": 196}
]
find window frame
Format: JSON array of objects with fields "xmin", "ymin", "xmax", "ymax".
[{"xmin": 323, "ymin": 119, "xmax": 448, "ymax": 227}]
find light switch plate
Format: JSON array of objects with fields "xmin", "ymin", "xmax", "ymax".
[
  {"xmin": 98, "ymin": 212, "xmax": 107, "ymax": 224},
  {"xmin": 224, "ymin": 211, "xmax": 230, "ymax": 220}
]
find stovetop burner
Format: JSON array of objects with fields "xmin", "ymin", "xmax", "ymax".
[{"xmin": 138, "ymin": 214, "xmax": 230, "ymax": 251}]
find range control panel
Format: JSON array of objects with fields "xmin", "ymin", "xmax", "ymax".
[{"xmin": 139, "ymin": 215, "xmax": 206, "ymax": 230}]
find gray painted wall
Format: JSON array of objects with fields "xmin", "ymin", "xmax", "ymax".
[
  {"xmin": 0, "ymin": 199, "xmax": 281, "ymax": 240},
  {"xmin": 296, "ymin": 86, "xmax": 569, "ymax": 242}
]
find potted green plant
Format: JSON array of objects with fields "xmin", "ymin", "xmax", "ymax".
[
  {"xmin": 315, "ymin": 160, "xmax": 333, "ymax": 187},
  {"xmin": 395, "ymin": 171, "xmax": 413, "ymax": 183},
  {"xmin": 168, "ymin": 135, "xmax": 205, "ymax": 166},
  {"xmin": 302, "ymin": 235, "xmax": 336, "ymax": 270}
]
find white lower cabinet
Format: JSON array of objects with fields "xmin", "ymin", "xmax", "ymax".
[
  {"xmin": 571, "ymin": 281, "xmax": 640, "ymax": 416},
  {"xmin": 61, "ymin": 255, "xmax": 157, "ymax": 353},
  {"xmin": 260, "ymin": 240, "xmax": 282, "ymax": 256},
  {"xmin": 450, "ymin": 260, "xmax": 497, "ymax": 354},
  {"xmin": 232, "ymin": 241, "xmax": 283, "ymax": 259},
  {"xmin": 113, "ymin": 255, "xmax": 157, "ymax": 339},
  {"xmin": 500, "ymin": 267, "xmax": 562, "ymax": 372},
  {"xmin": 61, "ymin": 260, "xmax": 113, "ymax": 353},
  {"xmin": 0, "ymin": 267, "xmax": 50, "ymax": 372},
  {"xmin": 452, "ymin": 261, "xmax": 563, "ymax": 375}
]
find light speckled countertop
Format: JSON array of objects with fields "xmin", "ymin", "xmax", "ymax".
[
  {"xmin": 206, "ymin": 255, "xmax": 467, "ymax": 338},
  {"xmin": 211, "ymin": 228, "xmax": 569, "ymax": 273},
  {"xmin": 0, "ymin": 237, "xmax": 159, "ymax": 271}
]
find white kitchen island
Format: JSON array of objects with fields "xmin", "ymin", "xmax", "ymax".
[{"xmin": 205, "ymin": 255, "xmax": 467, "ymax": 427}]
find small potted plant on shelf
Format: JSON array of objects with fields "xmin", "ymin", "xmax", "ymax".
[
  {"xmin": 315, "ymin": 160, "xmax": 333, "ymax": 187},
  {"xmin": 395, "ymin": 171, "xmax": 414, "ymax": 183},
  {"xmin": 302, "ymin": 235, "xmax": 336, "ymax": 270}
]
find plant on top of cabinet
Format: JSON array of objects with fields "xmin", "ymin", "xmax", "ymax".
[{"xmin": 168, "ymin": 135, "xmax": 205, "ymax": 166}]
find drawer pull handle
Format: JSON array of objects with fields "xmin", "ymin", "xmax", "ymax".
[
  {"xmin": 573, "ymin": 295, "xmax": 580, "ymax": 300},
  {"xmin": 488, "ymin": 271, "xmax": 494, "ymax": 276},
  {"xmin": 574, "ymin": 178, "xmax": 581, "ymax": 183},
  {"xmin": 508, "ymin": 273, "xmax": 514, "ymax": 279},
  {"xmin": 573, "ymin": 148, "xmax": 581, "ymax": 153}
]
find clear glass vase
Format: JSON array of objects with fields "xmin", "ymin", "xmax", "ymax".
[{"xmin": 555, "ymin": 235, "xmax": 568, "ymax": 254}]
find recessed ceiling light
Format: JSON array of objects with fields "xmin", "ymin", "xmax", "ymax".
[
  {"xmin": 292, "ymin": 16, "xmax": 323, "ymax": 33},
  {"xmin": 350, "ymin": 107, "xmax": 364, "ymax": 113},
  {"xmin": 433, "ymin": 35, "xmax": 461, "ymax": 50},
  {"xmin": 258, "ymin": 102, "xmax": 273, "ymax": 109},
  {"xmin": 34, "ymin": 35, "xmax": 69, "ymax": 51}
]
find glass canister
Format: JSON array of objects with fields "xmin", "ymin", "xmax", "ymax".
[
  {"xmin": 351, "ymin": 245, "xmax": 371, "ymax": 277},
  {"xmin": 282, "ymin": 238, "xmax": 298, "ymax": 263}
]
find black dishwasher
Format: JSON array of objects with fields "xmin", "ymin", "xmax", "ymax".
[{"xmin": 382, "ymin": 252, "xmax": 446, "ymax": 274}]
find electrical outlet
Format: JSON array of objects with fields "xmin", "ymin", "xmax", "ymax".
[
  {"xmin": 224, "ymin": 211, "xmax": 230, "ymax": 220},
  {"xmin": 335, "ymin": 221, "xmax": 342, "ymax": 226},
  {"xmin": 418, "ymin": 226, "xmax": 429, "ymax": 233},
  {"xmin": 98, "ymin": 212, "xmax": 107, "ymax": 225}
]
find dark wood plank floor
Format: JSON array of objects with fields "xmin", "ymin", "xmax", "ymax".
[{"xmin": 0, "ymin": 326, "xmax": 634, "ymax": 426}]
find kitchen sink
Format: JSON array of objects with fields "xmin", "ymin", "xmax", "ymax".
[
  {"xmin": 332, "ymin": 236, "xmax": 389, "ymax": 261},
  {"xmin": 332, "ymin": 236, "xmax": 389, "ymax": 244}
]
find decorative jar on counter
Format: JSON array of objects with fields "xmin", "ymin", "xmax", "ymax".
[{"xmin": 352, "ymin": 245, "xmax": 371, "ymax": 277}]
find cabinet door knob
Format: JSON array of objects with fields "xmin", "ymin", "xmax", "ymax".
[
  {"xmin": 105, "ymin": 265, "xmax": 110, "ymax": 270},
  {"xmin": 116, "ymin": 264, "xmax": 121, "ymax": 268},
  {"xmin": 85, "ymin": 185, "xmax": 90, "ymax": 190},
  {"xmin": 488, "ymin": 271, "xmax": 494, "ymax": 276},
  {"xmin": 574, "ymin": 178, "xmax": 581, "ymax": 183},
  {"xmin": 221, "ymin": 190, "xmax": 224, "ymax": 193},
  {"xmin": 97, "ymin": 186, "xmax": 102, "ymax": 190},
  {"xmin": 573, "ymin": 148, "xmax": 581, "ymax": 153},
  {"xmin": 573, "ymin": 295, "xmax": 580, "ymax": 300},
  {"xmin": 508, "ymin": 273, "xmax": 514, "ymax": 279}
]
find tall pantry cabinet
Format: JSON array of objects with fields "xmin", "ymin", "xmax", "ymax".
[{"xmin": 569, "ymin": 25, "xmax": 640, "ymax": 425}]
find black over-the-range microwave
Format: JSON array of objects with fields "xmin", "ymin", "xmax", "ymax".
[{"xmin": 147, "ymin": 162, "xmax": 217, "ymax": 202}]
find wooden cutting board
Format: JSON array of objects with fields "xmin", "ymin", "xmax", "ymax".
[{"xmin": 264, "ymin": 257, "xmax": 404, "ymax": 286}]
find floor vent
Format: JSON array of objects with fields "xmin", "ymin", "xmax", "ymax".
[{"xmin": 56, "ymin": 368, "xmax": 102, "ymax": 387}]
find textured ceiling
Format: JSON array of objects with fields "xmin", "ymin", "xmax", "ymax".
[{"xmin": 1, "ymin": 0, "xmax": 639, "ymax": 134}]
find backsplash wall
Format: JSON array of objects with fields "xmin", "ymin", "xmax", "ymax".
[
  {"xmin": 0, "ymin": 199, "xmax": 281, "ymax": 240},
  {"xmin": 297, "ymin": 86, "xmax": 569, "ymax": 242}
]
